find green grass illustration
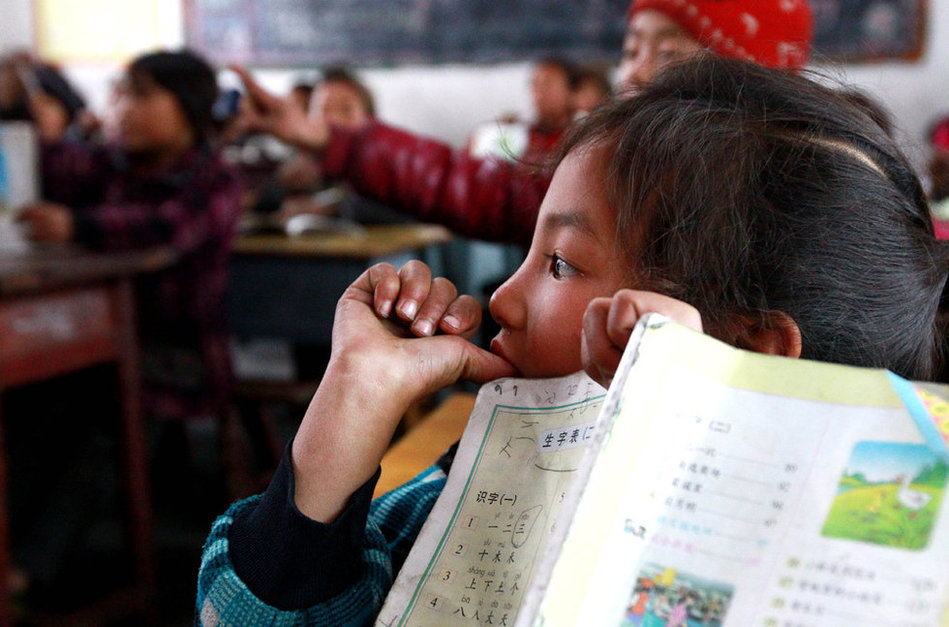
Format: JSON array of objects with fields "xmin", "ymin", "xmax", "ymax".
[{"xmin": 822, "ymin": 482, "xmax": 943, "ymax": 550}]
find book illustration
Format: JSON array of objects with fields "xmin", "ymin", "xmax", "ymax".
[
  {"xmin": 821, "ymin": 441, "xmax": 948, "ymax": 550},
  {"xmin": 621, "ymin": 563, "xmax": 734, "ymax": 627}
]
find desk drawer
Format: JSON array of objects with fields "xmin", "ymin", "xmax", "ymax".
[{"xmin": 0, "ymin": 288, "xmax": 113, "ymax": 357}]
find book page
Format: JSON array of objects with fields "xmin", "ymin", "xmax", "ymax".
[
  {"xmin": 377, "ymin": 373, "xmax": 606, "ymax": 627},
  {"xmin": 531, "ymin": 316, "xmax": 949, "ymax": 627}
]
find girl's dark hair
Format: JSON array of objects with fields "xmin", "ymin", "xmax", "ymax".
[
  {"xmin": 561, "ymin": 56, "xmax": 948, "ymax": 380},
  {"xmin": 127, "ymin": 49, "xmax": 218, "ymax": 141}
]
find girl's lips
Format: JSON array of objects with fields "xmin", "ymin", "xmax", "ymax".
[{"xmin": 490, "ymin": 336, "xmax": 515, "ymax": 370}]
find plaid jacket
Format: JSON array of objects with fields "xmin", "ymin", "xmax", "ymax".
[
  {"xmin": 197, "ymin": 450, "xmax": 449, "ymax": 625},
  {"xmin": 42, "ymin": 141, "xmax": 244, "ymax": 420}
]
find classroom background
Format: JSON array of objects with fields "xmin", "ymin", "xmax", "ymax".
[{"xmin": 1, "ymin": 0, "xmax": 948, "ymax": 625}]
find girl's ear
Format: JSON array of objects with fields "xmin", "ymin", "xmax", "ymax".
[{"xmin": 732, "ymin": 311, "xmax": 803, "ymax": 358}]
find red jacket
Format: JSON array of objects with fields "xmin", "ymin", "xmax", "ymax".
[{"xmin": 321, "ymin": 120, "xmax": 552, "ymax": 247}]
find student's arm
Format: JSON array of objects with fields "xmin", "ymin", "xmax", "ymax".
[
  {"xmin": 197, "ymin": 448, "xmax": 449, "ymax": 624},
  {"xmin": 291, "ymin": 260, "xmax": 515, "ymax": 521},
  {"xmin": 320, "ymin": 121, "xmax": 547, "ymax": 246},
  {"xmin": 235, "ymin": 67, "xmax": 547, "ymax": 247},
  {"xmin": 198, "ymin": 260, "xmax": 515, "ymax": 621}
]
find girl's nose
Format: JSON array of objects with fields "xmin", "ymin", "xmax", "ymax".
[{"xmin": 488, "ymin": 269, "xmax": 526, "ymax": 332}]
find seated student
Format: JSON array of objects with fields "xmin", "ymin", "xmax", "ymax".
[
  {"xmin": 251, "ymin": 66, "xmax": 377, "ymax": 218},
  {"xmin": 235, "ymin": 0, "xmax": 813, "ymax": 247},
  {"xmin": 196, "ymin": 57, "xmax": 945, "ymax": 625},
  {"xmin": 468, "ymin": 57, "xmax": 576, "ymax": 165},
  {"xmin": 572, "ymin": 65, "xmax": 612, "ymax": 117},
  {"xmin": 17, "ymin": 49, "xmax": 244, "ymax": 423}
]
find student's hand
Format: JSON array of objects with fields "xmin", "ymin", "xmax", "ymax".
[
  {"xmin": 16, "ymin": 203, "xmax": 75, "ymax": 242},
  {"xmin": 230, "ymin": 66, "xmax": 330, "ymax": 152},
  {"xmin": 581, "ymin": 290, "xmax": 703, "ymax": 388},
  {"xmin": 291, "ymin": 261, "xmax": 516, "ymax": 522},
  {"xmin": 27, "ymin": 92, "xmax": 71, "ymax": 142}
]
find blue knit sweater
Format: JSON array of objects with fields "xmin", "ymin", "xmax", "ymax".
[{"xmin": 196, "ymin": 447, "xmax": 450, "ymax": 625}]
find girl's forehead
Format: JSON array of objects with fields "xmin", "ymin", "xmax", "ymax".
[{"xmin": 544, "ymin": 147, "xmax": 619, "ymax": 236}]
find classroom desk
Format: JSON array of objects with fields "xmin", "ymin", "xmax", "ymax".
[
  {"xmin": 375, "ymin": 392, "xmax": 476, "ymax": 498},
  {"xmin": 228, "ymin": 223, "xmax": 453, "ymax": 344},
  {"xmin": 0, "ymin": 244, "xmax": 174, "ymax": 625}
]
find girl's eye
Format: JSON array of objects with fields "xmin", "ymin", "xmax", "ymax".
[{"xmin": 547, "ymin": 254, "xmax": 579, "ymax": 279}]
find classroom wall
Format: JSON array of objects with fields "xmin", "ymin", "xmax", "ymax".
[
  {"xmin": 0, "ymin": 1, "xmax": 34, "ymax": 52},
  {"xmin": 2, "ymin": 1, "xmax": 948, "ymax": 161}
]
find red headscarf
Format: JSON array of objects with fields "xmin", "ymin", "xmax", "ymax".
[{"xmin": 627, "ymin": 0, "xmax": 814, "ymax": 71}]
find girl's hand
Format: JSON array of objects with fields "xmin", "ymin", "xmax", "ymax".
[
  {"xmin": 366, "ymin": 260, "xmax": 482, "ymax": 340},
  {"xmin": 17, "ymin": 203, "xmax": 74, "ymax": 242},
  {"xmin": 291, "ymin": 261, "xmax": 516, "ymax": 522},
  {"xmin": 581, "ymin": 290, "xmax": 703, "ymax": 388},
  {"xmin": 230, "ymin": 66, "xmax": 330, "ymax": 152}
]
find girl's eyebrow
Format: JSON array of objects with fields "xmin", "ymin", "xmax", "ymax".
[{"xmin": 541, "ymin": 209, "xmax": 599, "ymax": 239}]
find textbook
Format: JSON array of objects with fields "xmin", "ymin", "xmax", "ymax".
[{"xmin": 377, "ymin": 315, "xmax": 949, "ymax": 626}]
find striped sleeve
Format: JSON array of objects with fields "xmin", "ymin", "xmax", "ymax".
[{"xmin": 196, "ymin": 457, "xmax": 447, "ymax": 626}]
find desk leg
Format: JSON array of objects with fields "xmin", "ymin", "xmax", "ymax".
[
  {"xmin": 113, "ymin": 279, "xmax": 155, "ymax": 609},
  {"xmin": 0, "ymin": 400, "xmax": 8, "ymax": 627}
]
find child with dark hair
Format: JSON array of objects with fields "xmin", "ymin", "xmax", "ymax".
[
  {"xmin": 197, "ymin": 56, "xmax": 946, "ymax": 624},
  {"xmin": 572, "ymin": 65, "xmax": 612, "ymax": 116},
  {"xmin": 18, "ymin": 49, "xmax": 244, "ymax": 422},
  {"xmin": 313, "ymin": 66, "xmax": 376, "ymax": 123}
]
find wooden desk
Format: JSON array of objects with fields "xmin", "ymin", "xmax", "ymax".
[
  {"xmin": 0, "ymin": 244, "xmax": 174, "ymax": 625},
  {"xmin": 228, "ymin": 223, "xmax": 452, "ymax": 344},
  {"xmin": 375, "ymin": 392, "xmax": 476, "ymax": 498}
]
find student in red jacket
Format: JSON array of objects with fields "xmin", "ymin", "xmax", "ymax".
[{"xmin": 235, "ymin": 0, "xmax": 813, "ymax": 247}]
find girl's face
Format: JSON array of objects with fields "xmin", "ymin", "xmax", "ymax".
[
  {"xmin": 110, "ymin": 72, "xmax": 194, "ymax": 157},
  {"xmin": 489, "ymin": 146, "xmax": 629, "ymax": 378},
  {"xmin": 309, "ymin": 81, "xmax": 370, "ymax": 130},
  {"xmin": 617, "ymin": 10, "xmax": 704, "ymax": 94}
]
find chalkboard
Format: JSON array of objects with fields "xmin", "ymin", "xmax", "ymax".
[
  {"xmin": 184, "ymin": 0, "xmax": 629, "ymax": 67},
  {"xmin": 183, "ymin": 0, "xmax": 928, "ymax": 68}
]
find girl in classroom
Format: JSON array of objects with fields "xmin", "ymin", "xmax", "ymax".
[
  {"xmin": 197, "ymin": 56, "xmax": 947, "ymax": 624},
  {"xmin": 17, "ymin": 49, "xmax": 244, "ymax": 423}
]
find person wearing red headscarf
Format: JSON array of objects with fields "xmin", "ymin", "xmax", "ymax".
[
  {"xmin": 233, "ymin": 0, "xmax": 814, "ymax": 248},
  {"xmin": 619, "ymin": 0, "xmax": 812, "ymax": 93}
]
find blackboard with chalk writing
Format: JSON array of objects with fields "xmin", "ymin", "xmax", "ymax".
[
  {"xmin": 184, "ymin": 0, "xmax": 630, "ymax": 67},
  {"xmin": 184, "ymin": 0, "xmax": 928, "ymax": 68}
]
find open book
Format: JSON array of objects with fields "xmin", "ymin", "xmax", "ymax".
[{"xmin": 377, "ymin": 315, "xmax": 949, "ymax": 626}]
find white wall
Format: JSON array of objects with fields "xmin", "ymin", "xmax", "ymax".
[
  {"xmin": 0, "ymin": 1, "xmax": 34, "ymax": 53},
  {"xmin": 3, "ymin": 1, "xmax": 948, "ymax": 158},
  {"xmin": 811, "ymin": 1, "xmax": 949, "ymax": 168}
]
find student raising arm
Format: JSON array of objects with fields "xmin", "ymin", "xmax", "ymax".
[{"xmin": 197, "ymin": 57, "xmax": 946, "ymax": 625}]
